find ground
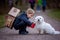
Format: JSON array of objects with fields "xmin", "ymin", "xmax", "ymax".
[{"xmin": 0, "ymin": 10, "xmax": 60, "ymax": 40}]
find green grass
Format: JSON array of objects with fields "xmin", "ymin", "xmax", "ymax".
[
  {"xmin": 0, "ymin": 15, "xmax": 5, "ymax": 28},
  {"xmin": 48, "ymin": 9, "xmax": 60, "ymax": 21}
]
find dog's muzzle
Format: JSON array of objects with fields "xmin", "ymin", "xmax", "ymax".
[{"xmin": 38, "ymin": 19, "xmax": 40, "ymax": 21}]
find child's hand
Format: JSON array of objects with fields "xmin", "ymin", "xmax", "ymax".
[{"xmin": 30, "ymin": 23, "xmax": 36, "ymax": 28}]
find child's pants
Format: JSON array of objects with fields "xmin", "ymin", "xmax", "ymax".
[{"xmin": 12, "ymin": 17, "xmax": 27, "ymax": 31}]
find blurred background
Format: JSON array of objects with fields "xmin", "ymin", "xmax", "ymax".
[{"xmin": 0, "ymin": 0, "xmax": 60, "ymax": 14}]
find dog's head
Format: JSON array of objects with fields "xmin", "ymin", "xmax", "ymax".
[{"xmin": 35, "ymin": 16, "xmax": 44, "ymax": 23}]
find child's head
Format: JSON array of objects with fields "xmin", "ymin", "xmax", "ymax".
[{"xmin": 26, "ymin": 8, "xmax": 35, "ymax": 18}]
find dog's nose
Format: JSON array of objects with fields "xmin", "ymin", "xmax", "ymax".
[{"xmin": 38, "ymin": 19, "xmax": 39, "ymax": 21}]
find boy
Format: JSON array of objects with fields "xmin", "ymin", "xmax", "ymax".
[{"xmin": 12, "ymin": 8, "xmax": 35, "ymax": 35}]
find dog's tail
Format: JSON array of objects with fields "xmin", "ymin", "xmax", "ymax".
[{"xmin": 54, "ymin": 31, "xmax": 60, "ymax": 34}]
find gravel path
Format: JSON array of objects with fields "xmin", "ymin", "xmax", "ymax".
[{"xmin": 0, "ymin": 10, "xmax": 60, "ymax": 40}]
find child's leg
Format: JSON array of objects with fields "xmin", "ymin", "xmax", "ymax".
[
  {"xmin": 14, "ymin": 21, "xmax": 26, "ymax": 30},
  {"xmin": 19, "ymin": 25, "xmax": 26, "ymax": 31},
  {"xmin": 13, "ymin": 17, "xmax": 28, "ymax": 34},
  {"xmin": 12, "ymin": 17, "xmax": 26, "ymax": 30},
  {"xmin": 13, "ymin": 20, "xmax": 28, "ymax": 34},
  {"xmin": 19, "ymin": 25, "xmax": 28, "ymax": 34}
]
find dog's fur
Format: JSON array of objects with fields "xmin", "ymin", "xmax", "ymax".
[{"xmin": 35, "ymin": 16, "xmax": 60, "ymax": 34}]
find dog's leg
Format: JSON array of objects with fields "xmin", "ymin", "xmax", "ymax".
[{"xmin": 40, "ymin": 29, "xmax": 44, "ymax": 34}]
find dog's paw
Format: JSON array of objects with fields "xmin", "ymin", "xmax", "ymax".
[{"xmin": 39, "ymin": 30, "xmax": 44, "ymax": 34}]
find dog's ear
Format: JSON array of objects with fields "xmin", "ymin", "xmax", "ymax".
[
  {"xmin": 40, "ymin": 17, "xmax": 44, "ymax": 22},
  {"xmin": 34, "ymin": 17, "xmax": 38, "ymax": 23}
]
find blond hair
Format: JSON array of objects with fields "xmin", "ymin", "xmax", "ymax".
[{"xmin": 26, "ymin": 8, "xmax": 35, "ymax": 14}]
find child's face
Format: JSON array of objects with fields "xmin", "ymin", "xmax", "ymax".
[{"xmin": 27, "ymin": 12, "xmax": 34, "ymax": 18}]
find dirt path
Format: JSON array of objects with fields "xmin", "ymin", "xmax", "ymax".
[{"xmin": 0, "ymin": 10, "xmax": 60, "ymax": 40}]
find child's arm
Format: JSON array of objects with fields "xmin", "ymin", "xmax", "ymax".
[
  {"xmin": 21, "ymin": 16, "xmax": 32, "ymax": 26},
  {"xmin": 21, "ymin": 16, "xmax": 35, "ymax": 28},
  {"xmin": 30, "ymin": 23, "xmax": 35, "ymax": 28}
]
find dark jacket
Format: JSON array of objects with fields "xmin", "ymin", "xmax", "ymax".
[{"xmin": 13, "ymin": 12, "xmax": 32, "ymax": 30}]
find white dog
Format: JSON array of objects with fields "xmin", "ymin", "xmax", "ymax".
[{"xmin": 35, "ymin": 16, "xmax": 60, "ymax": 34}]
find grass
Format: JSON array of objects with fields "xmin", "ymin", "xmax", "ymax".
[
  {"xmin": 0, "ymin": 15, "xmax": 5, "ymax": 28},
  {"xmin": 48, "ymin": 9, "xmax": 60, "ymax": 21}
]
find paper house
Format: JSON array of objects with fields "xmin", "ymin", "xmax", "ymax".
[
  {"xmin": 5, "ymin": 7, "xmax": 20, "ymax": 29},
  {"xmin": 8, "ymin": 7, "xmax": 20, "ymax": 17}
]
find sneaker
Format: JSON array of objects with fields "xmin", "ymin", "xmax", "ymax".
[
  {"xmin": 19, "ymin": 31, "xmax": 28, "ymax": 35},
  {"xmin": 25, "ymin": 30, "xmax": 28, "ymax": 33}
]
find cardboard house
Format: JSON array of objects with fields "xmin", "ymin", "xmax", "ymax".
[{"xmin": 5, "ymin": 7, "xmax": 20, "ymax": 29}]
